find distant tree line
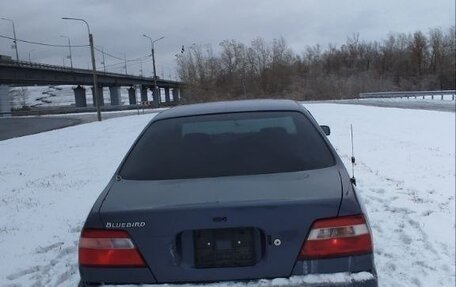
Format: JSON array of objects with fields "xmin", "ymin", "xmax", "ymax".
[{"xmin": 176, "ymin": 27, "xmax": 455, "ymax": 102}]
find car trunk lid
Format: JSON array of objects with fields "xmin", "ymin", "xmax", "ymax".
[{"xmin": 99, "ymin": 166, "xmax": 342, "ymax": 283}]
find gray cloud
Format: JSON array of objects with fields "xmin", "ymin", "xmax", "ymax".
[{"xmin": 1, "ymin": 0, "xmax": 454, "ymax": 79}]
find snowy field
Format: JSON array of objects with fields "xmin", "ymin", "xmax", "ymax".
[{"xmin": 0, "ymin": 104, "xmax": 454, "ymax": 287}]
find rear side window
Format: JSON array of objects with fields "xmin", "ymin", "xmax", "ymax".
[{"xmin": 120, "ymin": 111, "xmax": 334, "ymax": 180}]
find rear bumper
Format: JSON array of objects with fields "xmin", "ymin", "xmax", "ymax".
[
  {"xmin": 270, "ymin": 272, "xmax": 378, "ymax": 287},
  {"xmin": 79, "ymin": 271, "xmax": 377, "ymax": 287},
  {"xmin": 80, "ymin": 253, "xmax": 377, "ymax": 286}
]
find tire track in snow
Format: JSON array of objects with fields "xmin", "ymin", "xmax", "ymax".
[
  {"xmin": 5, "ymin": 235, "xmax": 80, "ymax": 287},
  {"xmin": 354, "ymin": 157, "xmax": 455, "ymax": 287}
]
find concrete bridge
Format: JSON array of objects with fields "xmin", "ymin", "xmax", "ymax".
[{"xmin": 0, "ymin": 60, "xmax": 183, "ymax": 116}]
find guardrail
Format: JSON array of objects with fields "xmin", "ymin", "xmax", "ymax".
[{"xmin": 359, "ymin": 90, "xmax": 456, "ymax": 100}]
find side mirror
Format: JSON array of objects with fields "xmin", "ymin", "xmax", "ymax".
[{"xmin": 320, "ymin": 125, "xmax": 331, "ymax": 136}]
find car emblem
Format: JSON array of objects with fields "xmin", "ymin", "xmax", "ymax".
[
  {"xmin": 212, "ymin": 216, "xmax": 227, "ymax": 222},
  {"xmin": 105, "ymin": 221, "xmax": 146, "ymax": 228}
]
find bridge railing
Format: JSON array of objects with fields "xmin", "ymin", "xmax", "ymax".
[
  {"xmin": 1, "ymin": 59, "xmax": 145, "ymax": 77},
  {"xmin": 359, "ymin": 90, "xmax": 456, "ymax": 101},
  {"xmin": 2, "ymin": 59, "xmax": 86, "ymax": 72}
]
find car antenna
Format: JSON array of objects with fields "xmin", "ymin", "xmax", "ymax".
[{"xmin": 350, "ymin": 124, "xmax": 356, "ymax": 185}]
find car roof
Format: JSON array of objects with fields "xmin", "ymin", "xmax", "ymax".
[{"xmin": 154, "ymin": 99, "xmax": 305, "ymax": 120}]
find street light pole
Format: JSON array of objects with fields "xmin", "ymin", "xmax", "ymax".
[
  {"xmin": 101, "ymin": 47, "xmax": 106, "ymax": 72},
  {"xmin": 60, "ymin": 35, "xmax": 73, "ymax": 69},
  {"xmin": 143, "ymin": 34, "xmax": 164, "ymax": 107},
  {"xmin": 62, "ymin": 17, "xmax": 101, "ymax": 121},
  {"xmin": 124, "ymin": 52, "xmax": 128, "ymax": 75},
  {"xmin": 1, "ymin": 17, "xmax": 19, "ymax": 61},
  {"xmin": 28, "ymin": 49, "xmax": 35, "ymax": 63}
]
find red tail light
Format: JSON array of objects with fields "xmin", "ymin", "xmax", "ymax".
[
  {"xmin": 299, "ymin": 214, "xmax": 372, "ymax": 259},
  {"xmin": 79, "ymin": 229, "xmax": 145, "ymax": 267}
]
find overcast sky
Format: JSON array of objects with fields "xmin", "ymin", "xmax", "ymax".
[{"xmin": 1, "ymin": 0, "xmax": 454, "ymax": 79}]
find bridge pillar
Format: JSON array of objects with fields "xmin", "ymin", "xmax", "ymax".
[
  {"xmin": 109, "ymin": 86, "xmax": 121, "ymax": 106},
  {"xmin": 153, "ymin": 87, "xmax": 160, "ymax": 108},
  {"xmin": 0, "ymin": 85, "xmax": 11, "ymax": 118},
  {"xmin": 164, "ymin": 88, "xmax": 170, "ymax": 103},
  {"xmin": 73, "ymin": 85, "xmax": 87, "ymax": 107},
  {"xmin": 172, "ymin": 88, "xmax": 180, "ymax": 103},
  {"xmin": 140, "ymin": 86, "xmax": 148, "ymax": 102},
  {"xmin": 91, "ymin": 86, "xmax": 104, "ymax": 107},
  {"xmin": 128, "ymin": 87, "xmax": 137, "ymax": 105}
]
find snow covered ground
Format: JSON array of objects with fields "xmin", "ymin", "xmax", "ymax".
[
  {"xmin": 10, "ymin": 86, "xmax": 79, "ymax": 108},
  {"xmin": 0, "ymin": 104, "xmax": 454, "ymax": 286}
]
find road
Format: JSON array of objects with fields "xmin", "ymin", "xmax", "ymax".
[
  {"xmin": 0, "ymin": 117, "xmax": 82, "ymax": 141},
  {"xmin": 0, "ymin": 109, "xmax": 161, "ymax": 141}
]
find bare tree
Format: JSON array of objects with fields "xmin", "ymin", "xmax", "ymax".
[{"xmin": 176, "ymin": 27, "xmax": 455, "ymax": 103}]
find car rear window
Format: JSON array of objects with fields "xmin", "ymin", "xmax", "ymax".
[{"xmin": 119, "ymin": 111, "xmax": 335, "ymax": 180}]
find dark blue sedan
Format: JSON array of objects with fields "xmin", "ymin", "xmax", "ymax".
[{"xmin": 78, "ymin": 100, "xmax": 377, "ymax": 286}]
